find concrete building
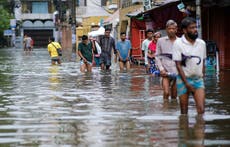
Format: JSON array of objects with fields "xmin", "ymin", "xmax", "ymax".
[
  {"xmin": 18, "ymin": 0, "xmax": 56, "ymax": 47},
  {"xmin": 122, "ymin": 0, "xmax": 230, "ymax": 69},
  {"xmin": 76, "ymin": 0, "xmax": 113, "ymax": 39},
  {"xmin": 118, "ymin": 0, "xmax": 143, "ymax": 39}
]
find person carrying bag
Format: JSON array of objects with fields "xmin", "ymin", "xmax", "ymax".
[
  {"xmin": 47, "ymin": 37, "xmax": 62, "ymax": 65},
  {"xmin": 51, "ymin": 42, "xmax": 62, "ymax": 56}
]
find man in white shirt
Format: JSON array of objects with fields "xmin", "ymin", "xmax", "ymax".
[
  {"xmin": 141, "ymin": 29, "xmax": 153, "ymax": 71},
  {"xmin": 23, "ymin": 34, "xmax": 32, "ymax": 53},
  {"xmin": 173, "ymin": 17, "xmax": 206, "ymax": 114}
]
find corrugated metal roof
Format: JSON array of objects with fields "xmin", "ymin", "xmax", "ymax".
[
  {"xmin": 127, "ymin": 0, "xmax": 180, "ymax": 17},
  {"xmin": 143, "ymin": 0, "xmax": 180, "ymax": 14}
]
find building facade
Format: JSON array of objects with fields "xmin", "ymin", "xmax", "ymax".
[
  {"xmin": 201, "ymin": 0, "xmax": 230, "ymax": 69},
  {"xmin": 19, "ymin": 0, "xmax": 55, "ymax": 47},
  {"xmin": 76, "ymin": 0, "xmax": 112, "ymax": 38},
  {"xmin": 118, "ymin": 0, "xmax": 143, "ymax": 39}
]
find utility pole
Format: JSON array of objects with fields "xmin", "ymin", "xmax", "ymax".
[
  {"xmin": 196, "ymin": 0, "xmax": 202, "ymax": 38},
  {"xmin": 71, "ymin": 0, "xmax": 76, "ymax": 55}
]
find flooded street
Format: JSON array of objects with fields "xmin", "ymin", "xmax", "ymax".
[{"xmin": 0, "ymin": 48, "xmax": 229, "ymax": 147}]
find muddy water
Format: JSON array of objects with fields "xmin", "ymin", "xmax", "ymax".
[{"xmin": 0, "ymin": 48, "xmax": 229, "ymax": 147}]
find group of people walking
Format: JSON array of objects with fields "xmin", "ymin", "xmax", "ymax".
[
  {"xmin": 143, "ymin": 17, "xmax": 206, "ymax": 115},
  {"xmin": 47, "ymin": 17, "xmax": 207, "ymax": 115},
  {"xmin": 77, "ymin": 28, "xmax": 131, "ymax": 72}
]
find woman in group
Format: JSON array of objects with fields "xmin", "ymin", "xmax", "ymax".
[{"xmin": 147, "ymin": 32, "xmax": 161, "ymax": 74}]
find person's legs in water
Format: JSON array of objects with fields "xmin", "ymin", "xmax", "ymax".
[
  {"xmin": 105, "ymin": 54, "xmax": 111, "ymax": 71},
  {"xmin": 125, "ymin": 60, "xmax": 130, "ymax": 71},
  {"xmin": 100, "ymin": 54, "xmax": 106, "ymax": 70},
  {"xmin": 80, "ymin": 60, "xmax": 87, "ymax": 72},
  {"xmin": 145, "ymin": 64, "xmax": 150, "ymax": 73},
  {"xmin": 188, "ymin": 77, "xmax": 205, "ymax": 114},
  {"xmin": 146, "ymin": 57, "xmax": 151, "ymax": 73},
  {"xmin": 51, "ymin": 60, "xmax": 56, "ymax": 65},
  {"xmin": 177, "ymin": 76, "xmax": 189, "ymax": 114},
  {"xmin": 24, "ymin": 45, "xmax": 26, "ymax": 51},
  {"xmin": 179, "ymin": 93, "xmax": 189, "ymax": 114},
  {"xmin": 119, "ymin": 61, "xmax": 124, "ymax": 71},
  {"xmin": 51, "ymin": 57, "xmax": 59, "ymax": 65},
  {"xmin": 194, "ymin": 88, "xmax": 205, "ymax": 114},
  {"xmin": 86, "ymin": 62, "xmax": 93, "ymax": 73},
  {"xmin": 119, "ymin": 59, "xmax": 125, "ymax": 71},
  {"xmin": 57, "ymin": 58, "xmax": 61, "ymax": 65},
  {"xmin": 171, "ymin": 79, "xmax": 177, "ymax": 99},
  {"xmin": 29, "ymin": 46, "xmax": 32, "ymax": 52},
  {"xmin": 162, "ymin": 77, "xmax": 170, "ymax": 99},
  {"xmin": 100, "ymin": 63, "xmax": 105, "ymax": 70}
]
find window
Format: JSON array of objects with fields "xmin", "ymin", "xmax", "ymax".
[
  {"xmin": 122, "ymin": 0, "xmax": 132, "ymax": 8},
  {"xmin": 32, "ymin": 2, "xmax": 48, "ymax": 13}
]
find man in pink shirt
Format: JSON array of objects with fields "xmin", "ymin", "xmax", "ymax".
[{"xmin": 156, "ymin": 20, "xmax": 178, "ymax": 100}]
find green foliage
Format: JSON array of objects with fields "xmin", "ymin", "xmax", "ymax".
[
  {"xmin": 0, "ymin": 8, "xmax": 12, "ymax": 37},
  {"xmin": 0, "ymin": 5, "xmax": 13, "ymax": 47},
  {"xmin": 0, "ymin": 0, "xmax": 13, "ymax": 12}
]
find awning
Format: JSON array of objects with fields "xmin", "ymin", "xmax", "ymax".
[
  {"xmin": 104, "ymin": 10, "xmax": 119, "ymax": 26},
  {"xmin": 142, "ymin": 0, "xmax": 180, "ymax": 14},
  {"xmin": 126, "ymin": 8, "xmax": 143, "ymax": 18},
  {"xmin": 126, "ymin": 0, "xmax": 180, "ymax": 19}
]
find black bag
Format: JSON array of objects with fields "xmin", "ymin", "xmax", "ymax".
[
  {"xmin": 51, "ymin": 43, "xmax": 62, "ymax": 56},
  {"xmin": 56, "ymin": 48, "xmax": 62, "ymax": 56}
]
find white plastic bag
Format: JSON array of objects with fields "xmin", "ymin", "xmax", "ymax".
[{"xmin": 95, "ymin": 41, "xmax": 101, "ymax": 54}]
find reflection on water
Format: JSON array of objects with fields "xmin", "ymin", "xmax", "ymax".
[
  {"xmin": 48, "ymin": 66, "xmax": 61, "ymax": 91},
  {"xmin": 178, "ymin": 115, "xmax": 205, "ymax": 147},
  {"xmin": 0, "ymin": 48, "xmax": 229, "ymax": 146}
]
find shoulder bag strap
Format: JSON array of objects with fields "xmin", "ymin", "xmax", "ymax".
[{"xmin": 51, "ymin": 42, "xmax": 57, "ymax": 49}]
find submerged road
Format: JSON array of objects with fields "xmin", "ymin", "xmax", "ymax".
[{"xmin": 0, "ymin": 48, "xmax": 229, "ymax": 146}]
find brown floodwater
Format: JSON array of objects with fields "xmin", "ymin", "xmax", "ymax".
[{"xmin": 0, "ymin": 48, "xmax": 229, "ymax": 147}]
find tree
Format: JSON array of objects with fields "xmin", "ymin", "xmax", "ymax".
[
  {"xmin": 0, "ymin": 8, "xmax": 12, "ymax": 32},
  {"xmin": 0, "ymin": 3, "xmax": 13, "ymax": 47}
]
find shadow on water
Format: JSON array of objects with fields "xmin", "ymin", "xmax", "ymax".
[{"xmin": 0, "ymin": 48, "xmax": 229, "ymax": 146}]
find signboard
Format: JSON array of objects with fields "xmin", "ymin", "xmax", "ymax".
[
  {"xmin": 4, "ymin": 30, "xmax": 13, "ymax": 36},
  {"xmin": 177, "ymin": 2, "xmax": 185, "ymax": 10},
  {"xmin": 10, "ymin": 19, "xmax": 16, "ymax": 28}
]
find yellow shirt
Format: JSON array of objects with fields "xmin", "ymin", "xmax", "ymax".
[{"xmin": 48, "ymin": 42, "xmax": 62, "ymax": 57}]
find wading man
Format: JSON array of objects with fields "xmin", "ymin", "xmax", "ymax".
[
  {"xmin": 142, "ymin": 29, "xmax": 153, "ymax": 72},
  {"xmin": 173, "ymin": 17, "xmax": 206, "ymax": 114},
  {"xmin": 99, "ymin": 28, "xmax": 117, "ymax": 70},
  {"xmin": 116, "ymin": 32, "xmax": 132, "ymax": 71},
  {"xmin": 78, "ymin": 35, "xmax": 94, "ymax": 73},
  {"xmin": 155, "ymin": 20, "xmax": 178, "ymax": 100},
  {"xmin": 47, "ymin": 37, "xmax": 62, "ymax": 65},
  {"xmin": 23, "ymin": 34, "xmax": 33, "ymax": 53}
]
